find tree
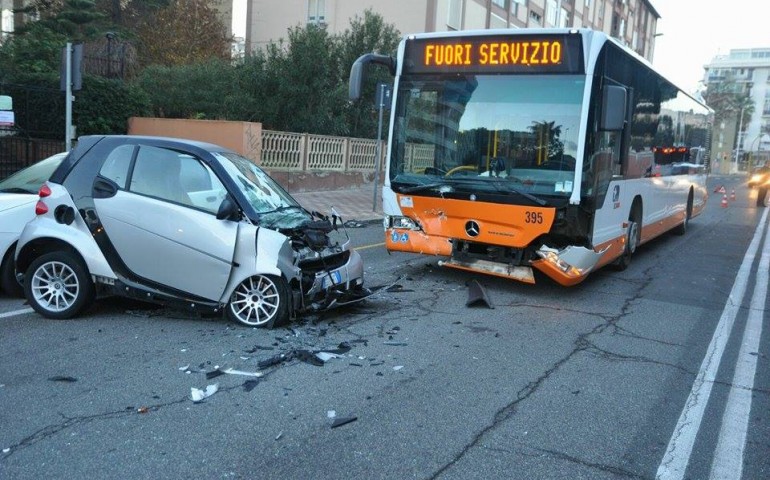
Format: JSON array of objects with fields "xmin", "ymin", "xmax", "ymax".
[
  {"xmin": 337, "ymin": 10, "xmax": 401, "ymax": 138},
  {"xmin": 134, "ymin": 0, "xmax": 231, "ymax": 67}
]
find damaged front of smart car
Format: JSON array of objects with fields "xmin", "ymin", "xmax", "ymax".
[{"xmin": 213, "ymin": 152, "xmax": 365, "ymax": 327}]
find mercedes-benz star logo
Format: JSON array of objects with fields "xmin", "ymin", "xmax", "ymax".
[{"xmin": 465, "ymin": 220, "xmax": 480, "ymax": 237}]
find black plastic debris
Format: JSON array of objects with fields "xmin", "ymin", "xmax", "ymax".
[
  {"xmin": 383, "ymin": 341, "xmax": 408, "ymax": 346},
  {"xmin": 295, "ymin": 350, "xmax": 325, "ymax": 367},
  {"xmin": 466, "ymin": 279, "xmax": 494, "ymax": 309},
  {"xmin": 48, "ymin": 376, "xmax": 77, "ymax": 382},
  {"xmin": 258, "ymin": 353, "xmax": 288, "ymax": 369},
  {"xmin": 206, "ymin": 369, "xmax": 226, "ymax": 380},
  {"xmin": 331, "ymin": 416, "xmax": 358, "ymax": 428},
  {"xmin": 243, "ymin": 380, "xmax": 259, "ymax": 392}
]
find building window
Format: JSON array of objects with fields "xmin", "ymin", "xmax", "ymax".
[
  {"xmin": 447, "ymin": 0, "xmax": 462, "ymax": 30},
  {"xmin": 492, "ymin": 0, "xmax": 506, "ymax": 8},
  {"xmin": 546, "ymin": 0, "xmax": 557, "ymax": 26},
  {"xmin": 308, "ymin": 0, "xmax": 325, "ymax": 25},
  {"xmin": 511, "ymin": 0, "xmax": 525, "ymax": 15},
  {"xmin": 529, "ymin": 10, "xmax": 542, "ymax": 25}
]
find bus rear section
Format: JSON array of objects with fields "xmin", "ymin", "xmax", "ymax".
[{"xmin": 350, "ymin": 28, "xmax": 711, "ymax": 286}]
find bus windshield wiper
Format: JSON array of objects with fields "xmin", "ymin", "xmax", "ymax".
[
  {"xmin": 485, "ymin": 178, "xmax": 549, "ymax": 207},
  {"xmin": 398, "ymin": 181, "xmax": 449, "ymax": 193}
]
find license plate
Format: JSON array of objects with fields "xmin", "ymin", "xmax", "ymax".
[{"xmin": 322, "ymin": 270, "xmax": 343, "ymax": 289}]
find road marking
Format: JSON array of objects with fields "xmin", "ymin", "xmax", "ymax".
[
  {"xmin": 0, "ymin": 307, "xmax": 34, "ymax": 319},
  {"xmin": 709, "ymin": 214, "xmax": 769, "ymax": 479},
  {"xmin": 656, "ymin": 208, "xmax": 769, "ymax": 480},
  {"xmin": 354, "ymin": 242, "xmax": 386, "ymax": 251}
]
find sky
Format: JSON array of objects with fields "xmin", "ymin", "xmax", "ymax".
[{"xmin": 651, "ymin": 0, "xmax": 769, "ymax": 94}]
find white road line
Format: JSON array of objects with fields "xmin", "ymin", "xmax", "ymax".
[
  {"xmin": 0, "ymin": 307, "xmax": 34, "ymax": 319},
  {"xmin": 656, "ymin": 208, "xmax": 769, "ymax": 480},
  {"xmin": 709, "ymin": 214, "xmax": 769, "ymax": 480}
]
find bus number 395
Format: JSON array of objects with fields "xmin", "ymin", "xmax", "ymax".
[{"xmin": 525, "ymin": 211, "xmax": 544, "ymax": 224}]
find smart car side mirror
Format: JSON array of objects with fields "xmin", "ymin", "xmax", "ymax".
[{"xmin": 216, "ymin": 194, "xmax": 240, "ymax": 221}]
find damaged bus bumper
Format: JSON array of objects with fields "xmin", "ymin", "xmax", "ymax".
[{"xmin": 531, "ymin": 245, "xmax": 607, "ymax": 286}]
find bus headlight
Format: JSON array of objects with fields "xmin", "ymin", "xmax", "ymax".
[{"xmin": 387, "ymin": 215, "xmax": 420, "ymax": 230}]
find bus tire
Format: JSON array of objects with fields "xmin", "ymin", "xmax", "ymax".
[
  {"xmin": 672, "ymin": 190, "xmax": 693, "ymax": 236},
  {"xmin": 612, "ymin": 201, "xmax": 642, "ymax": 271}
]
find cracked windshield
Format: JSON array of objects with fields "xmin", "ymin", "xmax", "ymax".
[{"xmin": 391, "ymin": 75, "xmax": 585, "ymax": 198}]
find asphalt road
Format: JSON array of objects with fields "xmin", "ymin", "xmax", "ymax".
[{"xmin": 1, "ymin": 176, "xmax": 768, "ymax": 480}]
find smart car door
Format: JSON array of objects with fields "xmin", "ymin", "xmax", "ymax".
[{"xmin": 93, "ymin": 145, "xmax": 236, "ymax": 301}]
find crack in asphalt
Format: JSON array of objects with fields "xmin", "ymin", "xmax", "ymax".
[{"xmin": 428, "ymin": 263, "xmax": 658, "ymax": 479}]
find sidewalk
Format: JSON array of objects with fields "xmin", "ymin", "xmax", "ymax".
[{"xmin": 291, "ymin": 185, "xmax": 384, "ymax": 223}]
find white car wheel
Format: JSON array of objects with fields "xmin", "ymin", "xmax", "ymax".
[
  {"xmin": 227, "ymin": 274, "xmax": 288, "ymax": 328},
  {"xmin": 25, "ymin": 251, "xmax": 94, "ymax": 319}
]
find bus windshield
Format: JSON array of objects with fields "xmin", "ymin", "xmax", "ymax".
[{"xmin": 391, "ymin": 74, "xmax": 585, "ymax": 199}]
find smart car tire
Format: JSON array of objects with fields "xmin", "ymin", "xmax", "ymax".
[
  {"xmin": 1, "ymin": 247, "xmax": 24, "ymax": 297},
  {"xmin": 226, "ymin": 274, "xmax": 289, "ymax": 328},
  {"xmin": 25, "ymin": 251, "xmax": 95, "ymax": 319}
]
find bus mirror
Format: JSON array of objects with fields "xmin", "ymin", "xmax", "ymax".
[
  {"xmin": 600, "ymin": 85, "xmax": 627, "ymax": 131},
  {"xmin": 348, "ymin": 53, "xmax": 397, "ymax": 101}
]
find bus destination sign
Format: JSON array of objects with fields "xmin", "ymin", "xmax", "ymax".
[{"xmin": 404, "ymin": 34, "xmax": 583, "ymax": 75}]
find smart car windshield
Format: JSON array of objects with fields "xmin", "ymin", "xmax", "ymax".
[{"xmin": 213, "ymin": 152, "xmax": 308, "ymax": 226}]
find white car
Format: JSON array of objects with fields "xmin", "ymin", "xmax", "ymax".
[
  {"xmin": 0, "ymin": 153, "xmax": 67, "ymax": 296},
  {"xmin": 14, "ymin": 137, "xmax": 366, "ymax": 327}
]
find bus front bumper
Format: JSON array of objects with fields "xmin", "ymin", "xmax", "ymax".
[{"xmin": 531, "ymin": 245, "xmax": 607, "ymax": 286}]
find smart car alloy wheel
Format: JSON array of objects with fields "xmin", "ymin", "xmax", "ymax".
[
  {"xmin": 227, "ymin": 274, "xmax": 289, "ymax": 328},
  {"xmin": 25, "ymin": 251, "xmax": 95, "ymax": 319}
]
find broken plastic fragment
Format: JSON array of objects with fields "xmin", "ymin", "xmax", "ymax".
[
  {"xmin": 327, "ymin": 410, "xmax": 336, "ymax": 419},
  {"xmin": 316, "ymin": 352, "xmax": 343, "ymax": 363},
  {"xmin": 466, "ymin": 279, "xmax": 494, "ymax": 308},
  {"xmin": 206, "ymin": 369, "xmax": 226, "ymax": 380},
  {"xmin": 178, "ymin": 365, "xmax": 190, "ymax": 371},
  {"xmin": 243, "ymin": 380, "xmax": 259, "ymax": 392},
  {"xmin": 393, "ymin": 365, "xmax": 404, "ymax": 371},
  {"xmin": 223, "ymin": 368, "xmax": 263, "ymax": 377},
  {"xmin": 331, "ymin": 416, "xmax": 357, "ymax": 428},
  {"xmin": 190, "ymin": 384, "xmax": 219, "ymax": 403},
  {"xmin": 48, "ymin": 376, "xmax": 77, "ymax": 382},
  {"xmin": 137, "ymin": 406, "xmax": 149, "ymax": 414},
  {"xmin": 2, "ymin": 448, "xmax": 9, "ymax": 454}
]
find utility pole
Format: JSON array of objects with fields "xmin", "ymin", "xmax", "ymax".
[
  {"xmin": 735, "ymin": 105, "xmax": 744, "ymax": 174},
  {"xmin": 372, "ymin": 83, "xmax": 388, "ymax": 212}
]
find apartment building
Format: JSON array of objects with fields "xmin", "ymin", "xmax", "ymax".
[
  {"xmin": 704, "ymin": 48, "xmax": 770, "ymax": 171},
  {"xmin": 244, "ymin": 0, "xmax": 660, "ymax": 61}
]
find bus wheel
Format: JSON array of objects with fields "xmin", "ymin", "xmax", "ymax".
[{"xmin": 612, "ymin": 219, "xmax": 640, "ymax": 271}]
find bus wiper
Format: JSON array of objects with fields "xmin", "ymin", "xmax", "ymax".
[
  {"xmin": 486, "ymin": 178, "xmax": 549, "ymax": 207},
  {"xmin": 398, "ymin": 182, "xmax": 449, "ymax": 193}
]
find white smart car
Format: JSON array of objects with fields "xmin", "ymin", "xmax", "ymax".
[{"xmin": 14, "ymin": 136, "xmax": 365, "ymax": 327}]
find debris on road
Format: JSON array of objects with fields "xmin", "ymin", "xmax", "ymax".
[
  {"xmin": 222, "ymin": 368, "xmax": 263, "ymax": 377},
  {"xmin": 466, "ymin": 279, "xmax": 494, "ymax": 309},
  {"xmin": 275, "ymin": 431, "xmax": 283, "ymax": 440},
  {"xmin": 48, "ymin": 376, "xmax": 77, "ymax": 382},
  {"xmin": 206, "ymin": 368, "xmax": 226, "ymax": 380},
  {"xmin": 383, "ymin": 341, "xmax": 408, "ymax": 346},
  {"xmin": 242, "ymin": 380, "xmax": 259, "ymax": 392},
  {"xmin": 190, "ymin": 384, "xmax": 219, "ymax": 403},
  {"xmin": 331, "ymin": 416, "xmax": 357, "ymax": 428},
  {"xmin": 393, "ymin": 365, "xmax": 404, "ymax": 371},
  {"xmin": 137, "ymin": 406, "xmax": 150, "ymax": 414},
  {"xmin": 327, "ymin": 410, "xmax": 336, "ymax": 419}
]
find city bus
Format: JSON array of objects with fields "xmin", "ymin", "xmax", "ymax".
[{"xmin": 349, "ymin": 28, "xmax": 712, "ymax": 286}]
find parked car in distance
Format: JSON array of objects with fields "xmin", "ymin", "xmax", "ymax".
[
  {"xmin": 15, "ymin": 136, "xmax": 366, "ymax": 327},
  {"xmin": 0, "ymin": 152, "xmax": 67, "ymax": 296}
]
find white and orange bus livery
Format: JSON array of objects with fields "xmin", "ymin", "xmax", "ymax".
[{"xmin": 349, "ymin": 29, "xmax": 712, "ymax": 286}]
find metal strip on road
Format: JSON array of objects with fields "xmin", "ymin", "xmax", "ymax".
[
  {"xmin": 709, "ymin": 211, "xmax": 770, "ymax": 480},
  {"xmin": 0, "ymin": 307, "xmax": 34, "ymax": 319},
  {"xmin": 656, "ymin": 208, "xmax": 770, "ymax": 480}
]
